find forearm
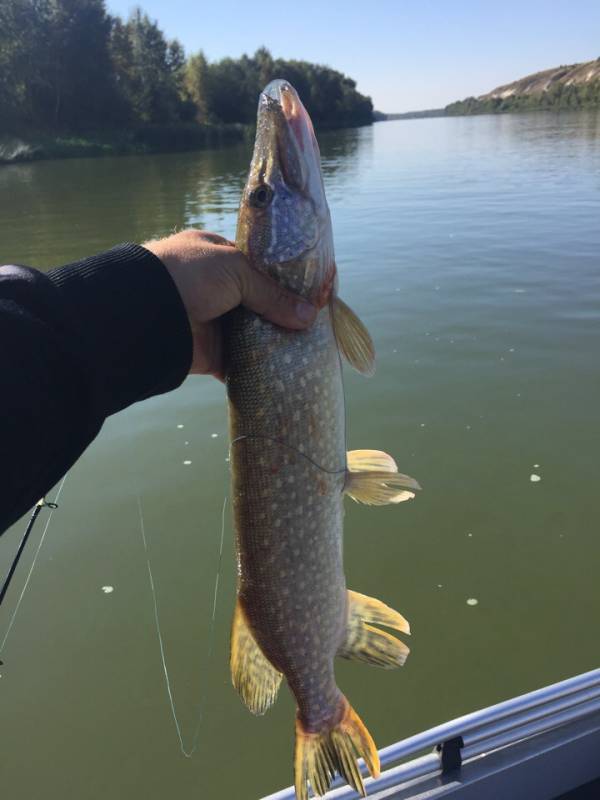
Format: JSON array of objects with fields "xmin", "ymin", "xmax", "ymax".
[{"xmin": 0, "ymin": 245, "xmax": 192, "ymax": 534}]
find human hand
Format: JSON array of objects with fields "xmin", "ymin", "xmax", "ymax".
[{"xmin": 143, "ymin": 229, "xmax": 317, "ymax": 379}]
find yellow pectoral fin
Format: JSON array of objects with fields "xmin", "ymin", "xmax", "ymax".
[
  {"xmin": 338, "ymin": 590, "xmax": 410, "ymax": 669},
  {"xmin": 345, "ymin": 449, "xmax": 421, "ymax": 505},
  {"xmin": 331, "ymin": 296, "xmax": 375, "ymax": 376},
  {"xmin": 230, "ymin": 599, "xmax": 282, "ymax": 715}
]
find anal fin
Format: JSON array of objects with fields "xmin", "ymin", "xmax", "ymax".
[
  {"xmin": 345, "ymin": 449, "xmax": 421, "ymax": 505},
  {"xmin": 230, "ymin": 599, "xmax": 282, "ymax": 715},
  {"xmin": 338, "ymin": 590, "xmax": 410, "ymax": 669}
]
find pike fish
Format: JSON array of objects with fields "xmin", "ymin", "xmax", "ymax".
[{"xmin": 226, "ymin": 80, "xmax": 419, "ymax": 799}]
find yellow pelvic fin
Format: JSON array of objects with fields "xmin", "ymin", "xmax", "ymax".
[
  {"xmin": 345, "ymin": 449, "xmax": 421, "ymax": 505},
  {"xmin": 331, "ymin": 296, "xmax": 375, "ymax": 376},
  {"xmin": 338, "ymin": 590, "xmax": 410, "ymax": 669},
  {"xmin": 230, "ymin": 599, "xmax": 282, "ymax": 715},
  {"xmin": 294, "ymin": 696, "xmax": 380, "ymax": 800}
]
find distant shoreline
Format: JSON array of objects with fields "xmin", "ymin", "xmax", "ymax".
[
  {"xmin": 373, "ymin": 109, "xmax": 446, "ymax": 121},
  {"xmin": 0, "ymin": 123, "xmax": 252, "ymax": 166},
  {"xmin": 375, "ymin": 104, "xmax": 600, "ymax": 123},
  {"xmin": 0, "ymin": 117, "xmax": 376, "ymax": 166},
  {"xmin": 4, "ymin": 103, "xmax": 599, "ymax": 167}
]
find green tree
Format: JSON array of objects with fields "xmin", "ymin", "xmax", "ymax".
[
  {"xmin": 108, "ymin": 16, "xmax": 137, "ymax": 123},
  {"xmin": 184, "ymin": 51, "xmax": 210, "ymax": 123},
  {"xmin": 53, "ymin": 0, "xmax": 117, "ymax": 129},
  {"xmin": 201, "ymin": 49, "xmax": 373, "ymax": 128},
  {"xmin": 1, "ymin": 0, "xmax": 119, "ymax": 131},
  {"xmin": 205, "ymin": 56, "xmax": 257, "ymax": 123},
  {"xmin": 1, "ymin": 4, "xmax": 376, "ymax": 140},
  {"xmin": 255, "ymin": 46, "xmax": 275, "ymax": 89},
  {"xmin": 121, "ymin": 8, "xmax": 185, "ymax": 124},
  {"xmin": 0, "ymin": 0, "xmax": 42, "ymax": 128}
]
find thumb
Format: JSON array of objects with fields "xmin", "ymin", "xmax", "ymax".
[{"xmin": 239, "ymin": 265, "xmax": 318, "ymax": 330}]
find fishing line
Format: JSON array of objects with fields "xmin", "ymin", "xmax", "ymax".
[
  {"xmin": 137, "ymin": 491, "xmax": 227, "ymax": 759},
  {"xmin": 230, "ymin": 434, "xmax": 347, "ymax": 476},
  {"xmin": 230, "ymin": 336, "xmax": 350, "ymax": 483},
  {"xmin": 336, "ymin": 340, "xmax": 349, "ymax": 463},
  {"xmin": 0, "ymin": 474, "xmax": 67, "ymax": 656}
]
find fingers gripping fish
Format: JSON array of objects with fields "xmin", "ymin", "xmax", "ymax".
[{"xmin": 225, "ymin": 80, "xmax": 420, "ymax": 800}]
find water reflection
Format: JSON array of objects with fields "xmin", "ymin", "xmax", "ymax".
[{"xmin": 0, "ymin": 129, "xmax": 365, "ymax": 270}]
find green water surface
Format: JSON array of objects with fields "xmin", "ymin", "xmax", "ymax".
[{"xmin": 1, "ymin": 111, "xmax": 599, "ymax": 799}]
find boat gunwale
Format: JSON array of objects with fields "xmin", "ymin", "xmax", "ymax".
[{"xmin": 262, "ymin": 667, "xmax": 600, "ymax": 799}]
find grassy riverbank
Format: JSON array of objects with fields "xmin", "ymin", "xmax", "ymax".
[{"xmin": 0, "ymin": 123, "xmax": 250, "ymax": 165}]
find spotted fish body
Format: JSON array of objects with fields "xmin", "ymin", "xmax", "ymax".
[
  {"xmin": 228, "ymin": 303, "xmax": 347, "ymax": 727},
  {"xmin": 226, "ymin": 81, "xmax": 419, "ymax": 800}
]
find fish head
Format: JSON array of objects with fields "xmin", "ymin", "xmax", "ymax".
[{"xmin": 236, "ymin": 80, "xmax": 335, "ymax": 306}]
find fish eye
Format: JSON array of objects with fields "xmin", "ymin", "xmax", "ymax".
[{"xmin": 249, "ymin": 184, "xmax": 273, "ymax": 209}]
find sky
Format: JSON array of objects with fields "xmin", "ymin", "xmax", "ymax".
[{"xmin": 106, "ymin": 0, "xmax": 600, "ymax": 113}]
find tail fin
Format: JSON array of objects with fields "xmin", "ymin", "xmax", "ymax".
[{"xmin": 294, "ymin": 697, "xmax": 379, "ymax": 800}]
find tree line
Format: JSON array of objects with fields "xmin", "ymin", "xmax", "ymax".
[{"xmin": 0, "ymin": 0, "xmax": 373, "ymax": 135}]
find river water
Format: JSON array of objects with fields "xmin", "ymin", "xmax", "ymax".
[{"xmin": 1, "ymin": 111, "xmax": 600, "ymax": 799}]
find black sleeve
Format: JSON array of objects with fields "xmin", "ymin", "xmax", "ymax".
[{"xmin": 0, "ymin": 244, "xmax": 193, "ymax": 535}]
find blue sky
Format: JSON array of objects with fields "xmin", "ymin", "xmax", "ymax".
[{"xmin": 106, "ymin": 0, "xmax": 600, "ymax": 112}]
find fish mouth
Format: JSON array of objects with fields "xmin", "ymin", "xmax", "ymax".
[
  {"xmin": 257, "ymin": 80, "xmax": 320, "ymax": 193},
  {"xmin": 262, "ymin": 80, "xmax": 304, "ymax": 123},
  {"xmin": 261, "ymin": 79, "xmax": 317, "ymax": 150}
]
